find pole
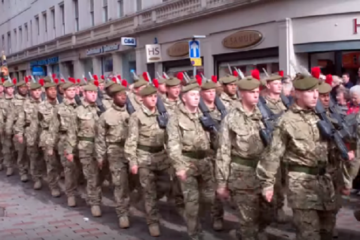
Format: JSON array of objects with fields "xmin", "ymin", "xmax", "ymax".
[{"xmin": 193, "ymin": 66, "xmax": 196, "ymax": 78}]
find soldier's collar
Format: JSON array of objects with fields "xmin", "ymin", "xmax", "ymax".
[
  {"xmin": 264, "ymin": 94, "xmax": 281, "ymax": 103},
  {"xmin": 103, "ymin": 93, "xmax": 112, "ymax": 100},
  {"xmin": 236, "ymin": 100, "xmax": 262, "ymax": 119},
  {"xmin": 221, "ymin": 91, "xmax": 237, "ymax": 101},
  {"xmin": 16, "ymin": 93, "xmax": 26, "ymax": 99},
  {"xmin": 291, "ymin": 103, "xmax": 314, "ymax": 113},
  {"xmin": 5, "ymin": 95, "xmax": 13, "ymax": 99},
  {"xmin": 112, "ymin": 103, "xmax": 126, "ymax": 111},
  {"xmin": 64, "ymin": 98, "xmax": 76, "ymax": 106},
  {"xmin": 179, "ymin": 103, "xmax": 201, "ymax": 119},
  {"xmin": 141, "ymin": 104, "xmax": 159, "ymax": 116},
  {"xmin": 30, "ymin": 98, "xmax": 41, "ymax": 103}
]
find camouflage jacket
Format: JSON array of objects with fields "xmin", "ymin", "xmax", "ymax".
[
  {"xmin": 166, "ymin": 103, "xmax": 211, "ymax": 172},
  {"xmin": 219, "ymin": 92, "xmax": 238, "ymax": 111},
  {"xmin": 124, "ymin": 104, "xmax": 166, "ymax": 168},
  {"xmin": 102, "ymin": 93, "xmax": 112, "ymax": 110},
  {"xmin": 163, "ymin": 96, "xmax": 181, "ymax": 116},
  {"xmin": 5, "ymin": 94, "xmax": 27, "ymax": 136},
  {"xmin": 256, "ymin": 104, "xmax": 336, "ymax": 210},
  {"xmin": 263, "ymin": 94, "xmax": 287, "ymax": 114},
  {"xmin": 95, "ymin": 104, "xmax": 130, "ymax": 162},
  {"xmin": 13, "ymin": 98, "xmax": 42, "ymax": 145},
  {"xmin": 48, "ymin": 99, "xmax": 77, "ymax": 151},
  {"xmin": 0, "ymin": 96, "xmax": 12, "ymax": 133},
  {"xmin": 66, "ymin": 101, "xmax": 99, "ymax": 154},
  {"xmin": 128, "ymin": 92, "xmax": 142, "ymax": 112},
  {"xmin": 216, "ymin": 101, "xmax": 265, "ymax": 189}
]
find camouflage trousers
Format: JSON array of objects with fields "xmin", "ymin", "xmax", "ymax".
[
  {"xmin": 43, "ymin": 148, "xmax": 61, "ymax": 191},
  {"xmin": 178, "ymin": 158, "xmax": 215, "ymax": 239},
  {"xmin": 79, "ymin": 141, "xmax": 101, "ymax": 206},
  {"xmin": 274, "ymin": 165, "xmax": 286, "ymax": 210},
  {"xmin": 0, "ymin": 136, "xmax": 4, "ymax": 167},
  {"xmin": 3, "ymin": 136, "xmax": 15, "ymax": 169},
  {"xmin": 14, "ymin": 137, "xmax": 28, "ymax": 176},
  {"xmin": 293, "ymin": 209, "xmax": 336, "ymax": 240},
  {"xmin": 27, "ymin": 145, "xmax": 45, "ymax": 182},
  {"xmin": 138, "ymin": 157, "xmax": 173, "ymax": 225}
]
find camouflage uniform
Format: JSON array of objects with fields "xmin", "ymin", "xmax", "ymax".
[
  {"xmin": 167, "ymin": 98, "xmax": 215, "ymax": 240},
  {"xmin": 128, "ymin": 92, "xmax": 142, "ymax": 111},
  {"xmin": 218, "ymin": 91, "xmax": 238, "ymax": 111},
  {"xmin": 2, "ymin": 93, "xmax": 16, "ymax": 173},
  {"xmin": 0, "ymin": 93, "xmax": 6, "ymax": 170},
  {"xmin": 163, "ymin": 97, "xmax": 182, "ymax": 116},
  {"xmin": 102, "ymin": 93, "xmax": 113, "ymax": 110}
]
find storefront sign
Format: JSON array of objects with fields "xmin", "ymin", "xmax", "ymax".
[
  {"xmin": 222, "ymin": 30, "xmax": 262, "ymax": 49},
  {"xmin": 121, "ymin": 37, "xmax": 136, "ymax": 46},
  {"xmin": 86, "ymin": 43, "xmax": 120, "ymax": 56},
  {"xmin": 354, "ymin": 18, "xmax": 360, "ymax": 34},
  {"xmin": 30, "ymin": 56, "xmax": 59, "ymax": 67},
  {"xmin": 146, "ymin": 44, "xmax": 162, "ymax": 63},
  {"xmin": 32, "ymin": 66, "xmax": 45, "ymax": 76},
  {"xmin": 167, "ymin": 42, "xmax": 189, "ymax": 57}
]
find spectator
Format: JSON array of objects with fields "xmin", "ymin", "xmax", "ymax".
[
  {"xmin": 347, "ymin": 85, "xmax": 360, "ymax": 114},
  {"xmin": 356, "ymin": 68, "xmax": 360, "ymax": 85},
  {"xmin": 342, "ymin": 73, "xmax": 354, "ymax": 89},
  {"xmin": 336, "ymin": 86, "xmax": 350, "ymax": 116},
  {"xmin": 330, "ymin": 75, "xmax": 343, "ymax": 101}
]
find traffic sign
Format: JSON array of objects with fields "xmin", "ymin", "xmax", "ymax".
[
  {"xmin": 189, "ymin": 40, "xmax": 200, "ymax": 58},
  {"xmin": 190, "ymin": 58, "xmax": 202, "ymax": 67}
]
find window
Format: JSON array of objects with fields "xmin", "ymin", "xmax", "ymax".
[
  {"xmin": 90, "ymin": 0, "xmax": 94, "ymax": 27},
  {"xmin": 59, "ymin": 3, "xmax": 65, "ymax": 34},
  {"xmin": 43, "ymin": 12, "xmax": 47, "ymax": 33},
  {"xmin": 19, "ymin": 27, "xmax": 22, "ymax": 49},
  {"xmin": 35, "ymin": 15, "xmax": 39, "ymax": 35},
  {"xmin": 74, "ymin": 0, "xmax": 79, "ymax": 31},
  {"xmin": 30, "ymin": 20, "xmax": 32, "ymax": 44},
  {"xmin": 103, "ymin": 0, "xmax": 108, "ymax": 22},
  {"xmin": 136, "ymin": 0, "xmax": 142, "ymax": 11},
  {"xmin": 24, "ymin": 24, "xmax": 28, "ymax": 41},
  {"xmin": 51, "ymin": 8, "xmax": 55, "ymax": 29},
  {"xmin": 1, "ymin": 35, "xmax": 4, "ymax": 50},
  {"xmin": 13, "ymin": 29, "xmax": 17, "ymax": 51},
  {"xmin": 118, "ymin": 0, "xmax": 123, "ymax": 18},
  {"xmin": 7, "ymin": 32, "xmax": 11, "ymax": 54},
  {"xmin": 102, "ymin": 55, "xmax": 113, "ymax": 74}
]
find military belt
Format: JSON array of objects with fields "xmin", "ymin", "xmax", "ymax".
[
  {"xmin": 78, "ymin": 137, "xmax": 95, "ymax": 142},
  {"xmin": 109, "ymin": 140, "xmax": 125, "ymax": 146},
  {"xmin": 182, "ymin": 150, "xmax": 207, "ymax": 159},
  {"xmin": 231, "ymin": 155, "xmax": 258, "ymax": 168},
  {"xmin": 288, "ymin": 164, "xmax": 326, "ymax": 176},
  {"xmin": 137, "ymin": 145, "xmax": 164, "ymax": 153}
]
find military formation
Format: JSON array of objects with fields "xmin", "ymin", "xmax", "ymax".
[{"xmin": 0, "ymin": 57, "xmax": 360, "ymax": 240}]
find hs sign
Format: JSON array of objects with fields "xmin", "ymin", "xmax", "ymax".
[
  {"xmin": 121, "ymin": 37, "xmax": 136, "ymax": 46},
  {"xmin": 146, "ymin": 44, "xmax": 162, "ymax": 63}
]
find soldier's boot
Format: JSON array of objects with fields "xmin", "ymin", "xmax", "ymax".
[
  {"xmin": 20, "ymin": 174, "xmax": 28, "ymax": 182},
  {"xmin": 276, "ymin": 208, "xmax": 287, "ymax": 223},
  {"xmin": 33, "ymin": 181, "xmax": 42, "ymax": 190},
  {"xmin": 51, "ymin": 189, "xmax": 61, "ymax": 198},
  {"xmin": 212, "ymin": 218, "xmax": 223, "ymax": 231},
  {"xmin": 91, "ymin": 206, "xmax": 102, "ymax": 217},
  {"xmin": 67, "ymin": 196, "xmax": 76, "ymax": 207},
  {"xmin": 354, "ymin": 209, "xmax": 360, "ymax": 221},
  {"xmin": 119, "ymin": 216, "xmax": 130, "ymax": 229},
  {"xmin": 0, "ymin": 163, "xmax": 3, "ymax": 171},
  {"xmin": 258, "ymin": 231, "xmax": 268, "ymax": 240},
  {"xmin": 6, "ymin": 168, "xmax": 14, "ymax": 176},
  {"xmin": 148, "ymin": 224, "xmax": 160, "ymax": 237},
  {"xmin": 333, "ymin": 228, "xmax": 338, "ymax": 238}
]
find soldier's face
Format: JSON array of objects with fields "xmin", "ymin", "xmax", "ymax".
[
  {"xmin": 267, "ymin": 80, "xmax": 282, "ymax": 94},
  {"xmin": 46, "ymin": 87, "xmax": 57, "ymax": 100},
  {"xmin": 18, "ymin": 85, "xmax": 28, "ymax": 95},
  {"xmin": 85, "ymin": 90, "xmax": 97, "ymax": 103},
  {"xmin": 99, "ymin": 83, "xmax": 105, "ymax": 91},
  {"xmin": 114, "ymin": 92, "xmax": 127, "ymax": 106},
  {"xmin": 58, "ymin": 85, "xmax": 64, "ymax": 94},
  {"xmin": 296, "ymin": 89, "xmax": 319, "ymax": 108},
  {"xmin": 31, "ymin": 89, "xmax": 42, "ymax": 100},
  {"xmin": 158, "ymin": 84, "xmax": 166, "ymax": 94},
  {"xmin": 216, "ymin": 82, "xmax": 223, "ymax": 95},
  {"xmin": 166, "ymin": 85, "xmax": 181, "ymax": 98},
  {"xmin": 65, "ymin": 87, "xmax": 76, "ymax": 100},
  {"xmin": 224, "ymin": 83, "xmax": 237, "ymax": 96},
  {"xmin": 182, "ymin": 90, "xmax": 200, "ymax": 108},
  {"xmin": 200, "ymin": 89, "xmax": 216, "ymax": 102},
  {"xmin": 319, "ymin": 93, "xmax": 330, "ymax": 108},
  {"xmin": 142, "ymin": 94, "xmax": 157, "ymax": 108},
  {"xmin": 5, "ymin": 87, "xmax": 14, "ymax": 96},
  {"xmin": 75, "ymin": 86, "xmax": 80, "ymax": 95},
  {"xmin": 240, "ymin": 88, "xmax": 260, "ymax": 107}
]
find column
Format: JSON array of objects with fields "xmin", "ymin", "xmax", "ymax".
[
  {"xmin": 92, "ymin": 57, "xmax": 102, "ymax": 75},
  {"xmin": 278, "ymin": 18, "xmax": 295, "ymax": 76},
  {"xmin": 135, "ymin": 48, "xmax": 146, "ymax": 76},
  {"xmin": 112, "ymin": 53, "xmax": 123, "ymax": 76},
  {"xmin": 73, "ymin": 59, "xmax": 83, "ymax": 79},
  {"xmin": 203, "ymin": 38, "xmax": 213, "ymax": 77}
]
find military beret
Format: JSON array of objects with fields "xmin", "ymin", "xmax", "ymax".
[
  {"xmin": 237, "ymin": 77, "xmax": 260, "ymax": 91},
  {"xmin": 182, "ymin": 83, "xmax": 200, "ymax": 93},
  {"xmin": 79, "ymin": 80, "xmax": 87, "ymax": 86},
  {"xmin": 83, "ymin": 83, "xmax": 98, "ymax": 91},
  {"xmin": 43, "ymin": 76, "xmax": 52, "ymax": 83},
  {"xmin": 293, "ymin": 76, "xmax": 319, "ymax": 91},
  {"xmin": 62, "ymin": 82, "xmax": 75, "ymax": 90},
  {"xmin": 133, "ymin": 79, "xmax": 148, "ymax": 88},
  {"xmin": 140, "ymin": 85, "xmax": 157, "ymax": 97},
  {"xmin": 44, "ymin": 82, "xmax": 57, "ymax": 88},
  {"xmin": 105, "ymin": 81, "xmax": 115, "ymax": 89},
  {"xmin": 16, "ymin": 81, "xmax": 26, "ymax": 87},
  {"xmin": 166, "ymin": 77, "xmax": 181, "ymax": 87},
  {"xmin": 109, "ymin": 84, "xmax": 127, "ymax": 94},
  {"xmin": 29, "ymin": 82, "xmax": 42, "ymax": 90},
  {"xmin": 318, "ymin": 82, "xmax": 332, "ymax": 94},
  {"xmin": 157, "ymin": 78, "xmax": 167, "ymax": 84},
  {"xmin": 265, "ymin": 74, "xmax": 282, "ymax": 82},
  {"xmin": 3, "ymin": 81, "xmax": 14, "ymax": 88},
  {"xmin": 219, "ymin": 75, "xmax": 238, "ymax": 85},
  {"xmin": 201, "ymin": 81, "xmax": 217, "ymax": 90}
]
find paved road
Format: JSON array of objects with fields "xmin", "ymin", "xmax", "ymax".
[{"xmin": 0, "ymin": 171, "xmax": 359, "ymax": 240}]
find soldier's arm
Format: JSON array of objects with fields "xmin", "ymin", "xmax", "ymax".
[
  {"xmin": 256, "ymin": 118, "xmax": 288, "ymax": 196},
  {"xmin": 215, "ymin": 114, "xmax": 232, "ymax": 189},
  {"xmin": 27, "ymin": 106, "xmax": 40, "ymax": 146},
  {"xmin": 95, "ymin": 114, "xmax": 107, "ymax": 164},
  {"xmin": 13, "ymin": 107, "xmax": 25, "ymax": 137},
  {"xmin": 124, "ymin": 113, "xmax": 139, "ymax": 168},
  {"xmin": 166, "ymin": 114, "xmax": 190, "ymax": 172},
  {"xmin": 47, "ymin": 106, "xmax": 60, "ymax": 151},
  {"xmin": 0, "ymin": 108, "xmax": 4, "ymax": 135},
  {"xmin": 4, "ymin": 102, "xmax": 15, "ymax": 136},
  {"xmin": 65, "ymin": 109, "xmax": 79, "ymax": 155}
]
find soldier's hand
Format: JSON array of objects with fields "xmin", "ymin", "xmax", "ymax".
[
  {"xmin": 47, "ymin": 149, "xmax": 53, "ymax": 156},
  {"xmin": 176, "ymin": 170, "xmax": 187, "ymax": 181},
  {"xmin": 66, "ymin": 154, "xmax": 74, "ymax": 162},
  {"xmin": 98, "ymin": 161, "xmax": 103, "ymax": 170},
  {"xmin": 341, "ymin": 188, "xmax": 351, "ymax": 196},
  {"xmin": 216, "ymin": 187, "xmax": 229, "ymax": 199},
  {"xmin": 17, "ymin": 136, "xmax": 23, "ymax": 144},
  {"xmin": 264, "ymin": 190, "xmax": 273, "ymax": 203},
  {"xmin": 131, "ymin": 165, "xmax": 138, "ymax": 175},
  {"xmin": 348, "ymin": 151, "xmax": 355, "ymax": 161}
]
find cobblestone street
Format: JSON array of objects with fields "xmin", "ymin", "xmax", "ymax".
[{"xmin": 0, "ymin": 171, "xmax": 359, "ymax": 240}]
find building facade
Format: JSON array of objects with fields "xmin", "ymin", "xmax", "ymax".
[{"xmin": 1, "ymin": 0, "xmax": 360, "ymax": 82}]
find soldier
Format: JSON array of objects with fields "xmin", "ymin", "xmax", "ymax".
[
  {"xmin": 0, "ymin": 80, "xmax": 5, "ymax": 170},
  {"xmin": 102, "ymin": 79, "xmax": 115, "ymax": 110},
  {"xmin": 14, "ymin": 81, "xmax": 44, "ymax": 189},
  {"xmin": 156, "ymin": 77, "xmax": 167, "ymax": 98},
  {"xmin": 124, "ymin": 84, "xmax": 172, "ymax": 237},
  {"xmin": 128, "ymin": 77, "xmax": 148, "ymax": 111},
  {"xmin": 163, "ymin": 77, "xmax": 182, "ymax": 115},
  {"xmin": 256, "ymin": 76, "xmax": 355, "ymax": 240},
  {"xmin": 219, "ymin": 75, "xmax": 239, "ymax": 110},
  {"xmin": 1, "ymin": 80, "xmax": 15, "ymax": 174},
  {"xmin": 167, "ymin": 82, "xmax": 215, "ymax": 240},
  {"xmin": 0, "ymin": 79, "xmax": 4, "ymax": 98},
  {"xmin": 66, "ymin": 83, "xmax": 102, "ymax": 217},
  {"xmin": 47, "ymin": 82, "xmax": 79, "ymax": 207},
  {"xmin": 96, "ymin": 83, "xmax": 132, "ymax": 228}
]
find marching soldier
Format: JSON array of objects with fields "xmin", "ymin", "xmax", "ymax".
[
  {"xmin": 128, "ymin": 76, "xmax": 148, "ymax": 111},
  {"xmin": 66, "ymin": 83, "xmax": 102, "ymax": 217},
  {"xmin": 14, "ymin": 81, "xmax": 44, "ymax": 189},
  {"xmin": 167, "ymin": 82, "xmax": 215, "ymax": 240},
  {"xmin": 125, "ymin": 84, "xmax": 173, "ymax": 237},
  {"xmin": 0, "ymin": 80, "xmax": 5, "ymax": 170},
  {"xmin": 256, "ymin": 76, "xmax": 355, "ymax": 240},
  {"xmin": 156, "ymin": 76, "xmax": 167, "ymax": 98},
  {"xmin": 219, "ymin": 75, "xmax": 239, "ymax": 110},
  {"xmin": 163, "ymin": 77, "xmax": 182, "ymax": 115},
  {"xmin": 5, "ymin": 80, "xmax": 29, "ymax": 181},
  {"xmin": 48, "ymin": 82, "xmax": 79, "ymax": 207},
  {"xmin": 102, "ymin": 79, "xmax": 115, "ymax": 110}
]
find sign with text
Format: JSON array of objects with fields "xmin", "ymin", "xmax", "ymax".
[
  {"xmin": 121, "ymin": 37, "xmax": 136, "ymax": 46},
  {"xmin": 86, "ymin": 43, "xmax": 120, "ymax": 56},
  {"xmin": 190, "ymin": 58, "xmax": 202, "ymax": 67},
  {"xmin": 30, "ymin": 56, "xmax": 59, "ymax": 67},
  {"xmin": 146, "ymin": 44, "xmax": 162, "ymax": 63},
  {"xmin": 354, "ymin": 18, "xmax": 360, "ymax": 34}
]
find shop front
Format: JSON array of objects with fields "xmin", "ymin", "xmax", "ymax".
[{"xmin": 30, "ymin": 56, "xmax": 59, "ymax": 77}]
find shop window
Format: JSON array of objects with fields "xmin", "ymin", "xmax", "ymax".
[{"xmin": 102, "ymin": 56, "xmax": 113, "ymax": 74}]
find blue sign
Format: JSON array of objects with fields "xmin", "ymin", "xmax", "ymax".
[
  {"xmin": 121, "ymin": 37, "xmax": 136, "ymax": 47},
  {"xmin": 32, "ymin": 66, "xmax": 45, "ymax": 76},
  {"xmin": 30, "ymin": 56, "xmax": 59, "ymax": 67},
  {"xmin": 189, "ymin": 40, "xmax": 200, "ymax": 58}
]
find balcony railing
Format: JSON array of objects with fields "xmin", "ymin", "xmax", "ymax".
[{"xmin": 6, "ymin": 0, "xmax": 261, "ymax": 64}]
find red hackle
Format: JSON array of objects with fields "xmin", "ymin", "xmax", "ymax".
[
  {"xmin": 311, "ymin": 67, "xmax": 321, "ymax": 79},
  {"xmin": 196, "ymin": 75, "xmax": 202, "ymax": 86},
  {"xmin": 93, "ymin": 74, "xmax": 98, "ymax": 80},
  {"xmin": 251, "ymin": 69, "xmax": 260, "ymax": 80},
  {"xmin": 52, "ymin": 73, "xmax": 56, "ymax": 79},
  {"xmin": 54, "ymin": 78, "xmax": 59, "ymax": 84},
  {"xmin": 121, "ymin": 79, "xmax": 128, "ymax": 87},
  {"xmin": 24, "ymin": 76, "xmax": 29, "ymax": 83},
  {"xmin": 153, "ymin": 79, "xmax": 159, "ymax": 88},
  {"xmin": 142, "ymin": 72, "xmax": 149, "ymax": 82},
  {"xmin": 112, "ymin": 77, "xmax": 117, "ymax": 83},
  {"xmin": 61, "ymin": 78, "xmax": 65, "ymax": 83},
  {"xmin": 12, "ymin": 78, "xmax": 17, "ymax": 85},
  {"xmin": 1, "ymin": 78, "xmax": 5, "ymax": 83},
  {"xmin": 325, "ymin": 74, "xmax": 333, "ymax": 85},
  {"xmin": 176, "ymin": 72, "xmax": 184, "ymax": 81},
  {"xmin": 211, "ymin": 75, "xmax": 217, "ymax": 83},
  {"xmin": 93, "ymin": 79, "xmax": 99, "ymax": 87},
  {"xmin": 39, "ymin": 79, "xmax": 44, "ymax": 86},
  {"xmin": 117, "ymin": 75, "xmax": 121, "ymax": 80},
  {"xmin": 77, "ymin": 79, "xmax": 81, "ymax": 84},
  {"xmin": 84, "ymin": 77, "xmax": 87, "ymax": 82},
  {"xmin": 278, "ymin": 70, "xmax": 284, "ymax": 77},
  {"xmin": 101, "ymin": 75, "xmax": 104, "ymax": 80},
  {"xmin": 233, "ymin": 70, "xmax": 238, "ymax": 77}
]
